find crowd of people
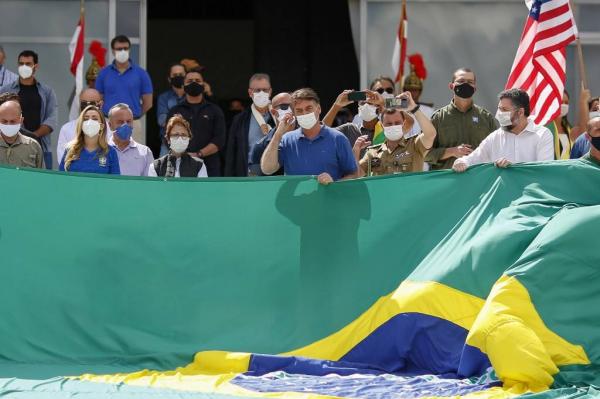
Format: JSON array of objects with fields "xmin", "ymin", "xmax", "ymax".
[{"xmin": 1, "ymin": 34, "xmax": 600, "ymax": 183}]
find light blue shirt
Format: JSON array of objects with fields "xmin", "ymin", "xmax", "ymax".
[
  {"xmin": 0, "ymin": 65, "xmax": 18, "ymax": 87},
  {"xmin": 109, "ymin": 138, "xmax": 154, "ymax": 176}
]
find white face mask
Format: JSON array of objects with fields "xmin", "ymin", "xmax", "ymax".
[
  {"xmin": 296, "ymin": 112, "xmax": 318, "ymax": 130},
  {"xmin": 115, "ymin": 50, "xmax": 129, "ymax": 64},
  {"xmin": 358, "ymin": 104, "xmax": 378, "ymax": 122},
  {"xmin": 252, "ymin": 91, "xmax": 270, "ymax": 108},
  {"xmin": 589, "ymin": 111, "xmax": 600, "ymax": 120},
  {"xmin": 0, "ymin": 123, "xmax": 21, "ymax": 137},
  {"xmin": 495, "ymin": 109, "xmax": 513, "ymax": 127},
  {"xmin": 383, "ymin": 124, "xmax": 404, "ymax": 141},
  {"xmin": 560, "ymin": 104, "xmax": 569, "ymax": 117},
  {"xmin": 82, "ymin": 119, "xmax": 101, "ymax": 137},
  {"xmin": 170, "ymin": 136, "xmax": 190, "ymax": 154},
  {"xmin": 18, "ymin": 65, "xmax": 33, "ymax": 79}
]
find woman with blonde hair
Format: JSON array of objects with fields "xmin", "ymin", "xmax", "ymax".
[
  {"xmin": 148, "ymin": 114, "xmax": 207, "ymax": 178},
  {"xmin": 59, "ymin": 105, "xmax": 120, "ymax": 174}
]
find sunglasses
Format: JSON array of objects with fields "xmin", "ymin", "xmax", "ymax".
[
  {"xmin": 276, "ymin": 104, "xmax": 291, "ymax": 111},
  {"xmin": 80, "ymin": 101, "xmax": 99, "ymax": 108},
  {"xmin": 376, "ymin": 88, "xmax": 394, "ymax": 94}
]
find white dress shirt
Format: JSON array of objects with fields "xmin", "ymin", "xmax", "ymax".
[
  {"xmin": 147, "ymin": 156, "xmax": 208, "ymax": 178},
  {"xmin": 57, "ymin": 119, "xmax": 113, "ymax": 162},
  {"xmin": 456, "ymin": 120, "xmax": 554, "ymax": 167}
]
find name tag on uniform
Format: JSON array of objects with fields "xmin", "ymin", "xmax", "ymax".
[
  {"xmin": 99, "ymin": 156, "xmax": 107, "ymax": 167},
  {"xmin": 472, "ymin": 116, "xmax": 479, "ymax": 124}
]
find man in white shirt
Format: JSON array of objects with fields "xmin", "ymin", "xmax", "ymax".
[
  {"xmin": 453, "ymin": 88, "xmax": 553, "ymax": 172},
  {"xmin": 107, "ymin": 102, "xmax": 154, "ymax": 176},
  {"xmin": 57, "ymin": 88, "xmax": 112, "ymax": 161}
]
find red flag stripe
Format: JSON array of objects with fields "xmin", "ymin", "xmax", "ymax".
[{"xmin": 70, "ymin": 18, "xmax": 84, "ymax": 76}]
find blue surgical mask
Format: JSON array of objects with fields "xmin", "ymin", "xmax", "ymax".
[{"xmin": 115, "ymin": 123, "xmax": 133, "ymax": 141}]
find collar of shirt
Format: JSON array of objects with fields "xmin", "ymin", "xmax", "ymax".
[
  {"xmin": 109, "ymin": 138, "xmax": 138, "ymax": 152},
  {"xmin": 0, "ymin": 133, "xmax": 24, "ymax": 147},
  {"xmin": 183, "ymin": 99, "xmax": 208, "ymax": 110},
  {"xmin": 449, "ymin": 99, "xmax": 474, "ymax": 114},
  {"xmin": 110, "ymin": 60, "xmax": 134, "ymax": 74},
  {"xmin": 299, "ymin": 125, "xmax": 326, "ymax": 141},
  {"xmin": 505, "ymin": 119, "xmax": 538, "ymax": 136},
  {"xmin": 381, "ymin": 139, "xmax": 408, "ymax": 154}
]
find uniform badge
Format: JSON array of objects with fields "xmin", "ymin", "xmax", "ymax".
[
  {"xmin": 472, "ymin": 116, "xmax": 479, "ymax": 123},
  {"xmin": 99, "ymin": 156, "xmax": 107, "ymax": 167}
]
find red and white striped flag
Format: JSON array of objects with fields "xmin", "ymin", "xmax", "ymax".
[
  {"xmin": 505, "ymin": 0, "xmax": 577, "ymax": 126},
  {"xmin": 391, "ymin": 0, "xmax": 408, "ymax": 83},
  {"xmin": 68, "ymin": 8, "xmax": 85, "ymax": 120}
]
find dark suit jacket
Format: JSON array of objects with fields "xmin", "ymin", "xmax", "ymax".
[{"xmin": 225, "ymin": 108, "xmax": 273, "ymax": 177}]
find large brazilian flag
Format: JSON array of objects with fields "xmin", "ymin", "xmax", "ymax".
[{"xmin": 0, "ymin": 159, "xmax": 599, "ymax": 399}]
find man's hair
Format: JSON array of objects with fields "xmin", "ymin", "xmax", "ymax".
[
  {"xmin": 452, "ymin": 67, "xmax": 475, "ymax": 82},
  {"xmin": 166, "ymin": 114, "xmax": 193, "ymax": 139},
  {"xmin": 369, "ymin": 76, "xmax": 395, "ymax": 90},
  {"xmin": 380, "ymin": 107, "xmax": 407, "ymax": 123},
  {"xmin": 0, "ymin": 92, "xmax": 20, "ymax": 106},
  {"xmin": 18, "ymin": 50, "xmax": 38, "ymax": 64},
  {"xmin": 111, "ymin": 35, "xmax": 131, "ymax": 49},
  {"xmin": 291, "ymin": 88, "xmax": 320, "ymax": 105},
  {"xmin": 249, "ymin": 73, "xmax": 270, "ymax": 86},
  {"xmin": 108, "ymin": 103, "xmax": 133, "ymax": 119},
  {"xmin": 168, "ymin": 63, "xmax": 186, "ymax": 76},
  {"xmin": 185, "ymin": 67, "xmax": 204, "ymax": 79},
  {"xmin": 499, "ymin": 88, "xmax": 530, "ymax": 116}
]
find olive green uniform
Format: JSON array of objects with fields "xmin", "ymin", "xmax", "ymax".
[
  {"xmin": 0, "ymin": 133, "xmax": 45, "ymax": 168},
  {"xmin": 360, "ymin": 134, "xmax": 428, "ymax": 176},
  {"xmin": 426, "ymin": 101, "xmax": 497, "ymax": 170}
]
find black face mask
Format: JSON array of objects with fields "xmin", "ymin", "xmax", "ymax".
[
  {"xmin": 184, "ymin": 81, "xmax": 205, "ymax": 97},
  {"xmin": 591, "ymin": 136, "xmax": 600, "ymax": 151},
  {"xmin": 454, "ymin": 83, "xmax": 475, "ymax": 99},
  {"xmin": 170, "ymin": 75, "xmax": 184, "ymax": 89}
]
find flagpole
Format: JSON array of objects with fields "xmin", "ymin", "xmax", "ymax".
[{"xmin": 569, "ymin": 0, "xmax": 588, "ymax": 89}]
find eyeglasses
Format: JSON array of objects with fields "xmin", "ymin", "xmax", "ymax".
[
  {"xmin": 276, "ymin": 104, "xmax": 291, "ymax": 110},
  {"xmin": 251, "ymin": 88, "xmax": 270, "ymax": 94},
  {"xmin": 376, "ymin": 88, "xmax": 394, "ymax": 94}
]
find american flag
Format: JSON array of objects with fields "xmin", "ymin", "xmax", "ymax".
[{"xmin": 505, "ymin": 0, "xmax": 577, "ymax": 126}]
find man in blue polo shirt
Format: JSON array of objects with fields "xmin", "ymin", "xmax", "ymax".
[
  {"xmin": 95, "ymin": 34, "xmax": 153, "ymax": 145},
  {"xmin": 261, "ymin": 87, "xmax": 358, "ymax": 184}
]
